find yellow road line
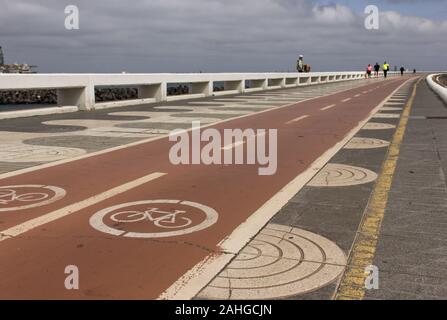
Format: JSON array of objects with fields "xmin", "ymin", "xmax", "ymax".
[{"xmin": 335, "ymin": 78, "xmax": 421, "ymax": 300}]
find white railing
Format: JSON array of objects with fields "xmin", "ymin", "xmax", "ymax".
[
  {"xmin": 426, "ymin": 74, "xmax": 447, "ymax": 104},
  {"xmin": 0, "ymin": 71, "xmax": 393, "ymax": 112}
]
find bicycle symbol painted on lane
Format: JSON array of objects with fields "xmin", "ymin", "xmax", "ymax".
[
  {"xmin": 110, "ymin": 208, "xmax": 192, "ymax": 229},
  {"xmin": 89, "ymin": 200, "xmax": 218, "ymax": 238},
  {"xmin": 0, "ymin": 185, "xmax": 66, "ymax": 212}
]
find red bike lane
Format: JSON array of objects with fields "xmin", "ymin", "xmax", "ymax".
[{"xmin": 0, "ymin": 77, "xmax": 410, "ymax": 299}]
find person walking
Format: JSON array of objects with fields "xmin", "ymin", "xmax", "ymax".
[
  {"xmin": 400, "ymin": 66, "xmax": 405, "ymax": 76},
  {"xmin": 297, "ymin": 55, "xmax": 304, "ymax": 73},
  {"xmin": 367, "ymin": 64, "xmax": 373, "ymax": 78},
  {"xmin": 382, "ymin": 61, "xmax": 390, "ymax": 78},
  {"xmin": 374, "ymin": 62, "xmax": 380, "ymax": 77}
]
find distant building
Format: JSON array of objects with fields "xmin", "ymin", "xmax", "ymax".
[{"xmin": 0, "ymin": 46, "xmax": 37, "ymax": 73}]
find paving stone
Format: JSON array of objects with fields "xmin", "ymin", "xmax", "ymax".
[
  {"xmin": 23, "ymin": 136, "xmax": 140, "ymax": 153},
  {"xmin": 364, "ymin": 271, "xmax": 447, "ymax": 299}
]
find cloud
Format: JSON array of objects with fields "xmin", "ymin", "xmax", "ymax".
[
  {"xmin": 0, "ymin": 0, "xmax": 445, "ymax": 72},
  {"xmin": 312, "ymin": 4, "xmax": 357, "ymax": 25},
  {"xmin": 380, "ymin": 10, "xmax": 446, "ymax": 33}
]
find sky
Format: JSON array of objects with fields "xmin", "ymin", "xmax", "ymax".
[{"xmin": 0, "ymin": 0, "xmax": 446, "ymax": 73}]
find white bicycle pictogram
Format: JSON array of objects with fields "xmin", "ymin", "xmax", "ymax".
[
  {"xmin": 0, "ymin": 189, "xmax": 49, "ymax": 205},
  {"xmin": 0, "ymin": 185, "xmax": 66, "ymax": 212},
  {"xmin": 110, "ymin": 208, "xmax": 192, "ymax": 229},
  {"xmin": 90, "ymin": 200, "xmax": 219, "ymax": 238}
]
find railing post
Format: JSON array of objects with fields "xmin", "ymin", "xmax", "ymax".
[
  {"xmin": 224, "ymin": 80, "xmax": 244, "ymax": 93},
  {"xmin": 280, "ymin": 78, "xmax": 286, "ymax": 88},
  {"xmin": 138, "ymin": 83, "xmax": 164, "ymax": 102},
  {"xmin": 191, "ymin": 81, "xmax": 213, "ymax": 96},
  {"xmin": 249, "ymin": 79, "xmax": 267, "ymax": 90},
  {"xmin": 57, "ymin": 85, "xmax": 94, "ymax": 111}
]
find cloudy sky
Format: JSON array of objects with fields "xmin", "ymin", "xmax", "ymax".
[{"xmin": 0, "ymin": 0, "xmax": 446, "ymax": 73}]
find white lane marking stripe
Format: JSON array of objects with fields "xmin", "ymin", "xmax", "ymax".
[
  {"xmin": 158, "ymin": 77, "xmax": 413, "ymax": 300},
  {"xmin": 0, "ymin": 96, "xmax": 353, "ymax": 180},
  {"xmin": 0, "ymin": 172, "xmax": 167, "ymax": 242},
  {"xmin": 354, "ymin": 94, "xmax": 361, "ymax": 97},
  {"xmin": 221, "ymin": 132, "xmax": 266, "ymax": 150},
  {"xmin": 320, "ymin": 104, "xmax": 336, "ymax": 111},
  {"xmin": 342, "ymin": 98, "xmax": 352, "ymax": 102},
  {"xmin": 222, "ymin": 141, "xmax": 244, "ymax": 150},
  {"xmin": 286, "ymin": 115, "xmax": 309, "ymax": 125},
  {"xmin": 0, "ymin": 79, "xmax": 387, "ymax": 181}
]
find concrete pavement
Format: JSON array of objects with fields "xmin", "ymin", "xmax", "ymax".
[
  {"xmin": 0, "ymin": 78, "xmax": 378, "ymax": 175},
  {"xmin": 197, "ymin": 77, "xmax": 417, "ymax": 300},
  {"xmin": 362, "ymin": 78, "xmax": 447, "ymax": 300},
  {"xmin": 2, "ymin": 75, "xmax": 444, "ymax": 300}
]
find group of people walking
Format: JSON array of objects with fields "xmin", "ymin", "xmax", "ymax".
[
  {"xmin": 366, "ymin": 62, "xmax": 391, "ymax": 78},
  {"xmin": 366, "ymin": 62, "xmax": 410, "ymax": 78},
  {"xmin": 296, "ymin": 54, "xmax": 413, "ymax": 78}
]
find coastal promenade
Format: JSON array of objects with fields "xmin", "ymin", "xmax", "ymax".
[{"xmin": 0, "ymin": 72, "xmax": 446, "ymax": 300}]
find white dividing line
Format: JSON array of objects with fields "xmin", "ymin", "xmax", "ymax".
[
  {"xmin": 222, "ymin": 141, "xmax": 244, "ymax": 150},
  {"xmin": 354, "ymin": 94, "xmax": 361, "ymax": 97},
  {"xmin": 221, "ymin": 132, "xmax": 266, "ymax": 150},
  {"xmin": 342, "ymin": 98, "xmax": 352, "ymax": 102},
  {"xmin": 0, "ymin": 172, "xmax": 167, "ymax": 242},
  {"xmin": 0, "ymin": 87, "xmax": 374, "ymax": 180},
  {"xmin": 158, "ymin": 77, "xmax": 414, "ymax": 300},
  {"xmin": 286, "ymin": 115, "xmax": 309, "ymax": 125},
  {"xmin": 320, "ymin": 104, "xmax": 336, "ymax": 111},
  {"xmin": 0, "ymin": 81, "xmax": 382, "ymax": 182}
]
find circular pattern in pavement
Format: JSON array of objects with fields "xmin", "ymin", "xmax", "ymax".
[
  {"xmin": 362, "ymin": 122, "xmax": 396, "ymax": 130},
  {"xmin": 89, "ymin": 200, "xmax": 218, "ymax": 238},
  {"xmin": 308, "ymin": 163, "xmax": 378, "ymax": 187},
  {"xmin": 344, "ymin": 137, "xmax": 390, "ymax": 149},
  {"xmin": 0, "ymin": 185, "xmax": 66, "ymax": 212},
  {"xmin": 0, "ymin": 143, "xmax": 86, "ymax": 163},
  {"xmin": 198, "ymin": 224, "xmax": 346, "ymax": 300}
]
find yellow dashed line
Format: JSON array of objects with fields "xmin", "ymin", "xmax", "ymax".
[{"xmin": 334, "ymin": 78, "xmax": 422, "ymax": 300}]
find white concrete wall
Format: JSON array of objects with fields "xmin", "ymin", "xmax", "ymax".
[
  {"xmin": 0, "ymin": 71, "xmax": 396, "ymax": 113},
  {"xmin": 426, "ymin": 74, "xmax": 447, "ymax": 104}
]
